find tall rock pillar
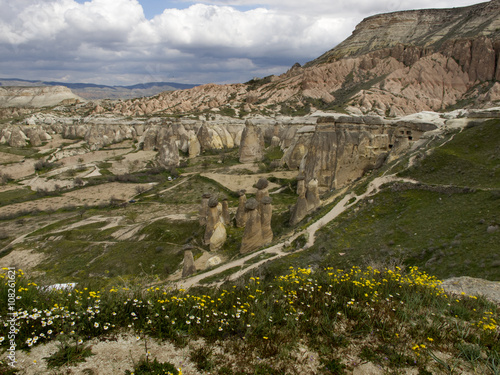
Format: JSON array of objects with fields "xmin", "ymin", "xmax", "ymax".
[
  {"xmin": 261, "ymin": 196, "xmax": 273, "ymax": 245},
  {"xmin": 235, "ymin": 190, "xmax": 248, "ymax": 228},
  {"xmin": 239, "ymin": 120, "xmax": 265, "ymax": 163},
  {"xmin": 199, "ymin": 193, "xmax": 212, "ymax": 226},
  {"xmin": 240, "ymin": 198, "xmax": 263, "ymax": 254}
]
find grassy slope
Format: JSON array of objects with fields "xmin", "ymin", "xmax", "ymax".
[{"xmin": 399, "ymin": 120, "xmax": 500, "ymax": 188}]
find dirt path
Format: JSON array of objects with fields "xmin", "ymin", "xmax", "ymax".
[{"xmin": 175, "ymin": 174, "xmax": 418, "ymax": 289}]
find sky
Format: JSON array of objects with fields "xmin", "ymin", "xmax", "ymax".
[{"xmin": 0, "ymin": 0, "xmax": 484, "ymax": 86}]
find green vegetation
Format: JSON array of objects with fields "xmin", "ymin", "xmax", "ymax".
[
  {"xmin": 309, "ymin": 187, "xmax": 500, "ymax": 281},
  {"xmin": 28, "ymin": 218, "xmax": 203, "ymax": 285},
  {"xmin": 44, "ymin": 340, "xmax": 94, "ymax": 368},
  {"xmin": 1, "ymin": 266, "xmax": 498, "ymax": 373},
  {"xmin": 0, "ymin": 144, "xmax": 41, "ymax": 158},
  {"xmin": 125, "ymin": 358, "xmax": 180, "ymax": 375},
  {"xmin": 399, "ymin": 120, "xmax": 500, "ymax": 188},
  {"xmin": 0, "ymin": 187, "xmax": 37, "ymax": 207}
]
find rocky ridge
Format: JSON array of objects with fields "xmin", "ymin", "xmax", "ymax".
[{"xmin": 0, "ymin": 86, "xmax": 82, "ymax": 108}]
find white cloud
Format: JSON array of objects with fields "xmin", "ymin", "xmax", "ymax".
[{"xmin": 0, "ymin": 0, "xmax": 483, "ymax": 85}]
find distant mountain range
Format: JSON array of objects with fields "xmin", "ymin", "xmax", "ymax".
[{"xmin": 0, "ymin": 78, "xmax": 198, "ymax": 100}]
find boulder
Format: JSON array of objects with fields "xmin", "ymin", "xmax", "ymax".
[
  {"xmin": 142, "ymin": 128, "xmax": 157, "ymax": 151},
  {"xmin": 239, "ymin": 120, "xmax": 265, "ymax": 163},
  {"xmin": 235, "ymin": 190, "xmax": 248, "ymax": 228},
  {"xmin": 26, "ymin": 128, "xmax": 43, "ymax": 147},
  {"xmin": 240, "ymin": 198, "xmax": 263, "ymax": 254},
  {"xmin": 210, "ymin": 222, "xmax": 227, "ymax": 251},
  {"xmin": 206, "ymin": 256, "xmax": 222, "ymax": 268},
  {"xmin": 182, "ymin": 250, "xmax": 197, "ymax": 277},
  {"xmin": 261, "ymin": 196, "xmax": 273, "ymax": 245}
]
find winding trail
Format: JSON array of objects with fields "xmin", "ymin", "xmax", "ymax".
[{"xmin": 175, "ymin": 174, "xmax": 418, "ymax": 289}]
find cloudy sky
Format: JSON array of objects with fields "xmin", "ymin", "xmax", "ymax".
[{"xmin": 0, "ymin": 0, "xmax": 483, "ymax": 86}]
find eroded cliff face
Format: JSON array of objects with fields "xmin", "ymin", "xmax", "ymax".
[
  {"xmin": 281, "ymin": 116, "xmax": 437, "ymax": 191},
  {"xmin": 308, "ymin": 0, "xmax": 500, "ymax": 65},
  {"xmin": 0, "ymin": 86, "xmax": 82, "ymax": 108}
]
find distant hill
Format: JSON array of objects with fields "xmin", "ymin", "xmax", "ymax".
[{"xmin": 0, "ymin": 78, "xmax": 198, "ymax": 100}]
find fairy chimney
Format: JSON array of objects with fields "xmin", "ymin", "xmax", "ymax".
[
  {"xmin": 204, "ymin": 196, "xmax": 220, "ymax": 245},
  {"xmin": 255, "ymin": 178, "xmax": 270, "ymax": 212},
  {"xmin": 199, "ymin": 193, "xmax": 212, "ymax": 226},
  {"xmin": 235, "ymin": 190, "xmax": 248, "ymax": 228},
  {"xmin": 221, "ymin": 196, "xmax": 231, "ymax": 225},
  {"xmin": 260, "ymin": 196, "xmax": 273, "ymax": 245},
  {"xmin": 182, "ymin": 250, "xmax": 197, "ymax": 277},
  {"xmin": 290, "ymin": 176, "xmax": 308, "ymax": 226},
  {"xmin": 240, "ymin": 198, "xmax": 263, "ymax": 254}
]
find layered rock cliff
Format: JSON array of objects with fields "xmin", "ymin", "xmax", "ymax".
[{"xmin": 0, "ymin": 86, "xmax": 82, "ymax": 108}]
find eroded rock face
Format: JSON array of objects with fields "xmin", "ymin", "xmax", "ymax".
[
  {"xmin": 9, "ymin": 129, "xmax": 27, "ymax": 148},
  {"xmin": 157, "ymin": 139, "xmax": 180, "ymax": 168},
  {"xmin": 298, "ymin": 117, "xmax": 421, "ymax": 191},
  {"xmin": 0, "ymin": 86, "xmax": 82, "ymax": 108},
  {"xmin": 260, "ymin": 196, "xmax": 273, "ymax": 245},
  {"xmin": 240, "ymin": 198, "xmax": 263, "ymax": 254},
  {"xmin": 188, "ymin": 134, "xmax": 201, "ymax": 158},
  {"xmin": 182, "ymin": 250, "xmax": 197, "ymax": 277},
  {"xmin": 306, "ymin": 178, "xmax": 321, "ymax": 212},
  {"xmin": 235, "ymin": 190, "xmax": 248, "ymax": 228},
  {"xmin": 239, "ymin": 120, "xmax": 265, "ymax": 163}
]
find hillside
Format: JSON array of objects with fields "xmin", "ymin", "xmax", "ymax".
[{"xmin": 306, "ymin": 0, "xmax": 500, "ymax": 65}]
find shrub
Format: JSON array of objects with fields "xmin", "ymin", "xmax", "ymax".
[{"xmin": 125, "ymin": 358, "xmax": 179, "ymax": 375}]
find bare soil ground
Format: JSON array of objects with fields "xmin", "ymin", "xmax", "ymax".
[
  {"xmin": 200, "ymin": 170, "xmax": 297, "ymax": 193},
  {"xmin": 0, "ymin": 182, "xmax": 154, "ymax": 217},
  {"xmin": 109, "ymin": 150, "xmax": 157, "ymax": 175},
  {"xmin": 0, "ymin": 151, "xmax": 23, "ymax": 164},
  {"xmin": 10, "ymin": 332, "xmax": 201, "ymax": 375}
]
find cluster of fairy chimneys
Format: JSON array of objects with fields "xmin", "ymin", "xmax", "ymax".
[
  {"xmin": 289, "ymin": 176, "xmax": 321, "ymax": 226},
  {"xmin": 198, "ymin": 177, "xmax": 274, "ymax": 255},
  {"xmin": 182, "ymin": 178, "xmax": 274, "ymax": 278},
  {"xmin": 182, "ymin": 176, "xmax": 319, "ymax": 278}
]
